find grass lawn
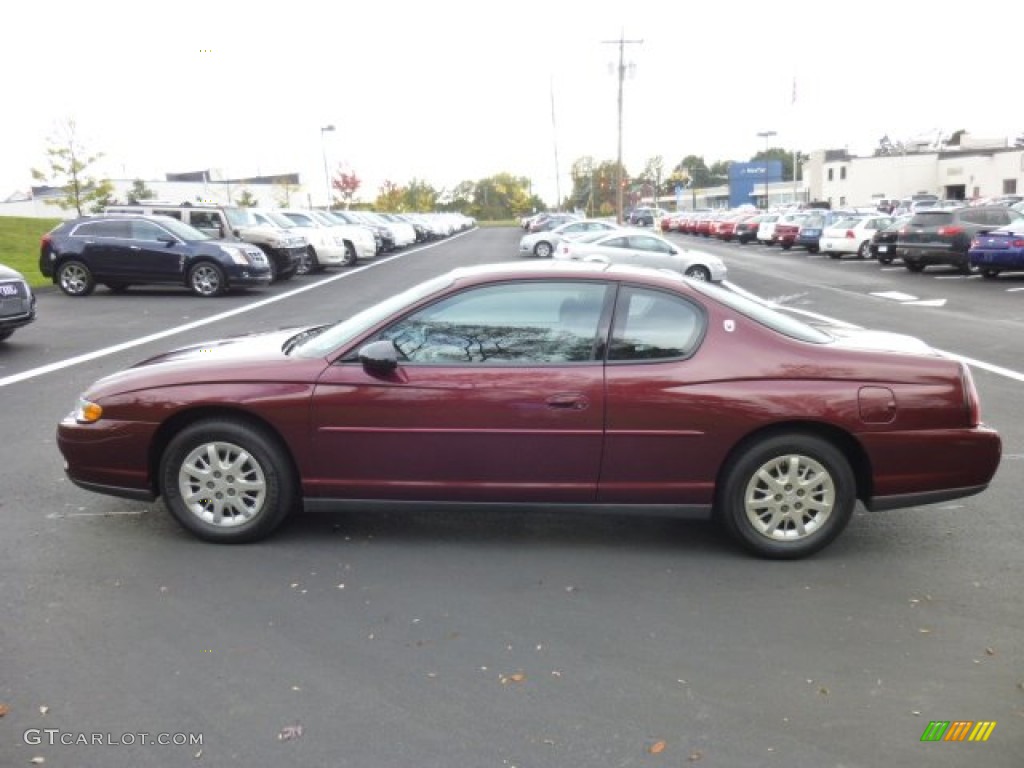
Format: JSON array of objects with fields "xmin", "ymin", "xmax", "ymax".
[{"xmin": 0, "ymin": 216, "xmax": 61, "ymax": 287}]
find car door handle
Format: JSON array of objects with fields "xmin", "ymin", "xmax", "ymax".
[{"xmin": 546, "ymin": 393, "xmax": 589, "ymax": 411}]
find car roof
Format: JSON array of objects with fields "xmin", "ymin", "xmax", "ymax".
[{"xmin": 446, "ymin": 259, "xmax": 687, "ymax": 285}]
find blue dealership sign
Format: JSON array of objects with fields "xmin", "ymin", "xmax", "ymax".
[{"xmin": 729, "ymin": 161, "xmax": 782, "ymax": 208}]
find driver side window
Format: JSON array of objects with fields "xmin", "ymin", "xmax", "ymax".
[{"xmin": 378, "ymin": 281, "xmax": 608, "ymax": 365}]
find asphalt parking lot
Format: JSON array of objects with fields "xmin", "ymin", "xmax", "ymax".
[{"xmin": 1, "ymin": 226, "xmax": 1021, "ymax": 767}]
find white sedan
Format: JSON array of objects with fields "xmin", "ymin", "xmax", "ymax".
[
  {"xmin": 519, "ymin": 218, "xmax": 621, "ymax": 258},
  {"xmin": 819, "ymin": 216, "xmax": 894, "ymax": 259},
  {"xmin": 554, "ymin": 229, "xmax": 727, "ymax": 282}
]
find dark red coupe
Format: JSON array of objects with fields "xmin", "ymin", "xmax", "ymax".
[{"xmin": 58, "ymin": 262, "xmax": 1001, "ymax": 558}]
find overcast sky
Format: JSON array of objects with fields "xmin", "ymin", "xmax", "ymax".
[{"xmin": 4, "ymin": 0, "xmax": 1020, "ymax": 206}]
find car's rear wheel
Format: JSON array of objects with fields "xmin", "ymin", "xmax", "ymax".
[
  {"xmin": 533, "ymin": 241, "xmax": 553, "ymax": 258},
  {"xmin": 160, "ymin": 419, "xmax": 295, "ymax": 543},
  {"xmin": 57, "ymin": 260, "xmax": 95, "ymax": 297},
  {"xmin": 904, "ymin": 260, "xmax": 926, "ymax": 272},
  {"xmin": 857, "ymin": 241, "xmax": 872, "ymax": 259},
  {"xmin": 719, "ymin": 434, "xmax": 855, "ymax": 559},
  {"xmin": 188, "ymin": 261, "xmax": 226, "ymax": 297},
  {"xmin": 684, "ymin": 265, "xmax": 711, "ymax": 281},
  {"xmin": 104, "ymin": 282, "xmax": 130, "ymax": 293}
]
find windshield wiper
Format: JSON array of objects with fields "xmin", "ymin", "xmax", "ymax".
[{"xmin": 282, "ymin": 324, "xmax": 332, "ymax": 355}]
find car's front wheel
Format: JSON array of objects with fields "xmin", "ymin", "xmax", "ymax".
[
  {"xmin": 718, "ymin": 433, "xmax": 855, "ymax": 559},
  {"xmin": 341, "ymin": 242, "xmax": 357, "ymax": 267},
  {"xmin": 533, "ymin": 241, "xmax": 553, "ymax": 258},
  {"xmin": 188, "ymin": 262, "xmax": 226, "ymax": 297},
  {"xmin": 160, "ymin": 419, "xmax": 296, "ymax": 543},
  {"xmin": 57, "ymin": 260, "xmax": 96, "ymax": 297},
  {"xmin": 857, "ymin": 241, "xmax": 872, "ymax": 259}
]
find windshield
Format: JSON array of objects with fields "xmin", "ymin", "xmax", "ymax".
[
  {"xmin": 688, "ymin": 281, "xmax": 833, "ymax": 344},
  {"xmin": 262, "ymin": 210, "xmax": 299, "ymax": 229},
  {"xmin": 224, "ymin": 207, "xmax": 256, "ymax": 227},
  {"xmin": 291, "ymin": 273, "xmax": 456, "ymax": 357}
]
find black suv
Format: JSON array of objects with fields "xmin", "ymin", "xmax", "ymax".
[
  {"xmin": 39, "ymin": 215, "xmax": 273, "ymax": 297},
  {"xmin": 897, "ymin": 206, "xmax": 1024, "ymax": 273},
  {"xmin": 0, "ymin": 263, "xmax": 36, "ymax": 341}
]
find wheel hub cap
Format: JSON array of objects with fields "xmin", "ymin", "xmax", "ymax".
[
  {"xmin": 178, "ymin": 441, "xmax": 266, "ymax": 527},
  {"xmin": 744, "ymin": 454, "xmax": 834, "ymax": 541}
]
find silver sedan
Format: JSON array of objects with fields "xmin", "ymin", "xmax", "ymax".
[
  {"xmin": 519, "ymin": 218, "xmax": 621, "ymax": 259},
  {"xmin": 554, "ymin": 229, "xmax": 727, "ymax": 282}
]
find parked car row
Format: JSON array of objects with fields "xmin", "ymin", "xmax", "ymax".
[
  {"xmin": 38, "ymin": 208, "xmax": 475, "ymax": 298},
  {"xmin": 665, "ymin": 201, "xmax": 1024, "ymax": 277}
]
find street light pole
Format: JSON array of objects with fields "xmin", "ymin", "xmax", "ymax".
[
  {"xmin": 756, "ymin": 130, "xmax": 777, "ymax": 209},
  {"xmin": 603, "ymin": 31, "xmax": 643, "ymax": 224},
  {"xmin": 320, "ymin": 124, "xmax": 335, "ymax": 210}
]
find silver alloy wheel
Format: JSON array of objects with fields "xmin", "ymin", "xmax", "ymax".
[
  {"xmin": 190, "ymin": 264, "xmax": 222, "ymax": 296},
  {"xmin": 60, "ymin": 263, "xmax": 90, "ymax": 294},
  {"xmin": 177, "ymin": 441, "xmax": 267, "ymax": 528},
  {"xmin": 743, "ymin": 454, "xmax": 834, "ymax": 542}
]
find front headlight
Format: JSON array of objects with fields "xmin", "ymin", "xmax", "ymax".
[
  {"xmin": 73, "ymin": 397, "xmax": 103, "ymax": 424},
  {"xmin": 219, "ymin": 246, "xmax": 251, "ymax": 265}
]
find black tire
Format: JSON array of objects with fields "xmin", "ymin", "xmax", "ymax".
[
  {"xmin": 160, "ymin": 419, "xmax": 296, "ymax": 543},
  {"xmin": 956, "ymin": 259, "xmax": 973, "ymax": 275},
  {"xmin": 104, "ymin": 282, "xmax": 130, "ymax": 293},
  {"xmin": 857, "ymin": 241, "xmax": 872, "ymax": 259},
  {"xmin": 807, "ymin": 246, "xmax": 819, "ymax": 254},
  {"xmin": 878, "ymin": 254, "xmax": 894, "ymax": 265},
  {"xmin": 0, "ymin": 329, "xmax": 13, "ymax": 342},
  {"xmin": 904, "ymin": 260, "xmax": 926, "ymax": 273},
  {"xmin": 533, "ymin": 241, "xmax": 553, "ymax": 258},
  {"xmin": 259, "ymin": 245, "xmax": 280, "ymax": 281},
  {"xmin": 828, "ymin": 252, "xmax": 841, "ymax": 260},
  {"xmin": 718, "ymin": 433, "xmax": 856, "ymax": 559},
  {"xmin": 57, "ymin": 260, "xmax": 96, "ymax": 297},
  {"xmin": 781, "ymin": 242, "xmax": 792, "ymax": 251},
  {"xmin": 981, "ymin": 268, "xmax": 999, "ymax": 279},
  {"xmin": 342, "ymin": 242, "xmax": 358, "ymax": 267},
  {"xmin": 684, "ymin": 265, "xmax": 711, "ymax": 281},
  {"xmin": 188, "ymin": 261, "xmax": 227, "ymax": 297},
  {"xmin": 294, "ymin": 248, "xmax": 316, "ymax": 276}
]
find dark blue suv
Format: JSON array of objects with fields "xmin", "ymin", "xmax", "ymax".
[{"xmin": 39, "ymin": 215, "xmax": 273, "ymax": 297}]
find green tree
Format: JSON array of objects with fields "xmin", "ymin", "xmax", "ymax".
[
  {"xmin": 126, "ymin": 178, "xmax": 156, "ymax": 204},
  {"xmin": 671, "ymin": 155, "xmax": 712, "ymax": 188},
  {"xmin": 375, "ymin": 180, "xmax": 405, "ymax": 212},
  {"xmin": 750, "ymin": 147, "xmax": 799, "ymax": 182},
  {"xmin": 470, "ymin": 173, "xmax": 532, "ymax": 220},
  {"xmin": 31, "ymin": 118, "xmax": 114, "ymax": 216},
  {"xmin": 402, "ymin": 178, "xmax": 439, "ymax": 212},
  {"xmin": 236, "ymin": 188, "xmax": 258, "ymax": 207}
]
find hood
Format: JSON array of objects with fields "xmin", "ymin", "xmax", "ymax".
[{"xmin": 131, "ymin": 327, "xmax": 307, "ymax": 368}]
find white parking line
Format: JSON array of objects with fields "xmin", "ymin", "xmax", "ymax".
[{"xmin": 0, "ymin": 231, "xmax": 472, "ymax": 389}]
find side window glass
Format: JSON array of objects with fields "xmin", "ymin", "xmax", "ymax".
[
  {"xmin": 130, "ymin": 221, "xmax": 172, "ymax": 241},
  {"xmin": 608, "ymin": 287, "xmax": 704, "ymax": 362},
  {"xmin": 153, "ymin": 209, "xmax": 182, "ymax": 221},
  {"xmin": 76, "ymin": 220, "xmax": 130, "ymax": 238},
  {"xmin": 190, "ymin": 212, "xmax": 225, "ymax": 238},
  {"xmin": 601, "ymin": 236, "xmax": 629, "ymax": 249},
  {"xmin": 378, "ymin": 282, "xmax": 608, "ymax": 365}
]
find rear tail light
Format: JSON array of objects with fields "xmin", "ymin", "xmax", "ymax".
[
  {"xmin": 845, "ymin": 230, "xmax": 855, "ymax": 239},
  {"xmin": 937, "ymin": 226, "xmax": 964, "ymax": 236},
  {"xmin": 41, "ymin": 234, "xmax": 52, "ymax": 248},
  {"xmin": 961, "ymin": 362, "xmax": 981, "ymax": 426},
  {"xmin": 1013, "ymin": 239, "xmax": 1024, "ymax": 248}
]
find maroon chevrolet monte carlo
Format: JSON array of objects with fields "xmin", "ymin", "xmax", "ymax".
[{"xmin": 57, "ymin": 261, "xmax": 1001, "ymax": 559}]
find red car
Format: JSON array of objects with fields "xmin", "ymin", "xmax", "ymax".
[{"xmin": 57, "ymin": 262, "xmax": 1001, "ymax": 559}]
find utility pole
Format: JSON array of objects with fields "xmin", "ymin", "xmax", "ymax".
[
  {"xmin": 603, "ymin": 31, "xmax": 643, "ymax": 224},
  {"xmin": 550, "ymin": 77, "xmax": 562, "ymax": 212}
]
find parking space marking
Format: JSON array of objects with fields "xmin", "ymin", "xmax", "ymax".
[{"xmin": 0, "ymin": 231, "xmax": 472, "ymax": 389}]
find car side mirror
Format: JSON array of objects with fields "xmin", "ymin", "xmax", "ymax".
[
  {"xmin": 158, "ymin": 235, "xmax": 176, "ymax": 246},
  {"xmin": 358, "ymin": 339, "xmax": 399, "ymax": 373}
]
